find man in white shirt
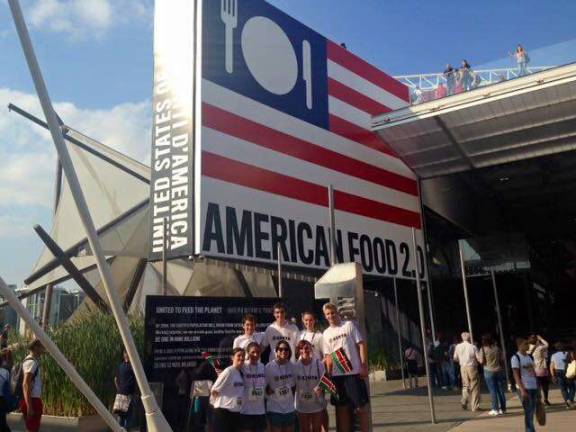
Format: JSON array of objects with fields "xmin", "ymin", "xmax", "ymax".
[
  {"xmin": 21, "ymin": 339, "xmax": 45, "ymax": 432},
  {"xmin": 453, "ymin": 332, "xmax": 480, "ymax": 411},
  {"xmin": 263, "ymin": 303, "xmax": 299, "ymax": 361},
  {"xmin": 512, "ymin": 337, "xmax": 539, "ymax": 432},
  {"xmin": 233, "ymin": 314, "xmax": 265, "ymax": 349},
  {"xmin": 322, "ymin": 303, "xmax": 368, "ymax": 432}
]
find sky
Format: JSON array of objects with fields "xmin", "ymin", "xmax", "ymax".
[{"xmin": 1, "ymin": 0, "xmax": 575, "ymax": 285}]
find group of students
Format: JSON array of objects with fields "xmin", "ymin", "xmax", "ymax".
[{"xmin": 208, "ymin": 302, "xmax": 369, "ymax": 432}]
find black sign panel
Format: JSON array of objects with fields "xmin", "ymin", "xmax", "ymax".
[{"xmin": 144, "ymin": 296, "xmax": 278, "ymax": 382}]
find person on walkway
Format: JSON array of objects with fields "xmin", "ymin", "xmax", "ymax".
[
  {"xmin": 265, "ymin": 340, "xmax": 296, "ymax": 432},
  {"xmin": 240, "ymin": 342, "xmax": 267, "ymax": 432},
  {"xmin": 435, "ymin": 83, "xmax": 447, "ymax": 100},
  {"xmin": 0, "ymin": 349, "xmax": 14, "ymax": 432},
  {"xmin": 550, "ymin": 342, "xmax": 575, "ymax": 409},
  {"xmin": 294, "ymin": 340, "xmax": 326, "ymax": 432},
  {"xmin": 322, "ymin": 303, "xmax": 369, "ymax": 432},
  {"xmin": 449, "ymin": 336, "xmax": 462, "ymax": 388},
  {"xmin": 528, "ymin": 334, "xmax": 550, "ymax": 406},
  {"xmin": 512, "ymin": 45, "xmax": 529, "ymax": 76},
  {"xmin": 264, "ymin": 303, "xmax": 299, "ymax": 362},
  {"xmin": 114, "ymin": 349, "xmax": 136, "ymax": 429},
  {"xmin": 477, "ymin": 334, "xmax": 506, "ymax": 415},
  {"xmin": 460, "ymin": 60, "xmax": 473, "ymax": 91},
  {"xmin": 234, "ymin": 314, "xmax": 265, "ymax": 350},
  {"xmin": 20, "ymin": 340, "xmax": 45, "ymax": 432},
  {"xmin": 512, "ymin": 337, "xmax": 539, "ymax": 432},
  {"xmin": 211, "ymin": 347, "xmax": 246, "ymax": 432},
  {"xmin": 428, "ymin": 340, "xmax": 444, "ymax": 388},
  {"xmin": 443, "ymin": 64, "xmax": 456, "ymax": 95},
  {"xmin": 441, "ymin": 337, "xmax": 456, "ymax": 390},
  {"xmin": 453, "ymin": 332, "xmax": 480, "ymax": 411},
  {"xmin": 404, "ymin": 344, "xmax": 419, "ymax": 389}
]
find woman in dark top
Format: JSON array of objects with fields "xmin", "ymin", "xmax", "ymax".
[{"xmin": 114, "ymin": 350, "xmax": 136, "ymax": 429}]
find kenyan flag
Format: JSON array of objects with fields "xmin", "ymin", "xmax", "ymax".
[
  {"xmin": 319, "ymin": 374, "xmax": 337, "ymax": 396},
  {"xmin": 202, "ymin": 352, "xmax": 221, "ymax": 369},
  {"xmin": 331, "ymin": 348, "xmax": 353, "ymax": 374}
]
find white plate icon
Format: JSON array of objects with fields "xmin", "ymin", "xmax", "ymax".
[{"xmin": 241, "ymin": 16, "xmax": 298, "ymax": 95}]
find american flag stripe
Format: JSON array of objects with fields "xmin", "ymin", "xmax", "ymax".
[
  {"xmin": 202, "ymin": 152, "xmax": 422, "ymax": 229},
  {"xmin": 328, "ymin": 114, "xmax": 395, "ymax": 156},
  {"xmin": 203, "ymin": 103, "xmax": 417, "ymax": 196},
  {"xmin": 204, "ymin": 128, "xmax": 421, "ymax": 212},
  {"xmin": 202, "ymin": 80, "xmax": 414, "ymax": 179},
  {"xmin": 326, "ymin": 41, "xmax": 409, "ymax": 103},
  {"xmin": 328, "ymin": 78, "xmax": 392, "ymax": 115}
]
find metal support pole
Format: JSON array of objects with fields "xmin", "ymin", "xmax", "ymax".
[
  {"xmin": 458, "ymin": 240, "xmax": 474, "ymax": 343},
  {"xmin": 162, "ymin": 217, "xmax": 168, "ymax": 296},
  {"xmin": 424, "ymin": 281, "xmax": 437, "ymax": 342},
  {"xmin": 328, "ymin": 185, "xmax": 336, "ymax": 266},
  {"xmin": 0, "ymin": 277, "xmax": 124, "ymax": 432},
  {"xmin": 412, "ymin": 228, "xmax": 436, "ymax": 424},
  {"xmin": 491, "ymin": 270, "xmax": 511, "ymax": 391},
  {"xmin": 393, "ymin": 278, "xmax": 406, "ymax": 389},
  {"xmin": 277, "ymin": 244, "xmax": 283, "ymax": 298},
  {"xmin": 8, "ymin": 2, "xmax": 172, "ymax": 430},
  {"xmin": 41, "ymin": 284, "xmax": 53, "ymax": 329}
]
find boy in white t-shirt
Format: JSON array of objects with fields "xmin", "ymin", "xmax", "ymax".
[
  {"xmin": 511, "ymin": 337, "xmax": 538, "ymax": 432},
  {"xmin": 322, "ymin": 303, "xmax": 368, "ymax": 432},
  {"xmin": 233, "ymin": 314, "xmax": 265, "ymax": 349},
  {"xmin": 263, "ymin": 303, "xmax": 299, "ymax": 361}
]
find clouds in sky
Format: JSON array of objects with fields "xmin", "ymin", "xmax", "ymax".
[
  {"xmin": 0, "ymin": 87, "xmax": 150, "ymax": 235},
  {"xmin": 26, "ymin": 0, "xmax": 153, "ymax": 39}
]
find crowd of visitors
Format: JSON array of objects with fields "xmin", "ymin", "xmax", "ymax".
[{"xmin": 412, "ymin": 45, "xmax": 531, "ymax": 104}]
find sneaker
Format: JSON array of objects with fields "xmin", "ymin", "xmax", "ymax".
[
  {"xmin": 566, "ymin": 402, "xmax": 571, "ymax": 410},
  {"xmin": 441, "ymin": 386, "xmax": 448, "ymax": 390},
  {"xmin": 461, "ymin": 403, "xmax": 467, "ymax": 411},
  {"xmin": 497, "ymin": 409, "xmax": 504, "ymax": 415},
  {"xmin": 488, "ymin": 410, "xmax": 498, "ymax": 416}
]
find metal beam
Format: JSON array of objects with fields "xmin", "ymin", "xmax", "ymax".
[
  {"xmin": 33, "ymin": 225, "xmax": 110, "ymax": 314},
  {"xmin": 124, "ymin": 259, "xmax": 147, "ymax": 312}
]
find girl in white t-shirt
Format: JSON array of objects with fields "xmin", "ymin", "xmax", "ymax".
[
  {"xmin": 233, "ymin": 314, "xmax": 266, "ymax": 349},
  {"xmin": 211, "ymin": 348, "xmax": 245, "ymax": 432},
  {"xmin": 265, "ymin": 340, "xmax": 296, "ymax": 432},
  {"xmin": 298, "ymin": 311, "xmax": 324, "ymax": 360},
  {"xmin": 240, "ymin": 342, "xmax": 267, "ymax": 432},
  {"xmin": 294, "ymin": 340, "xmax": 326, "ymax": 432}
]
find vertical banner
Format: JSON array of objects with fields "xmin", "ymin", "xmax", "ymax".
[{"xmin": 149, "ymin": 0, "xmax": 198, "ymax": 260}]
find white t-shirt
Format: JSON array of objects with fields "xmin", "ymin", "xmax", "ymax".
[
  {"xmin": 298, "ymin": 330, "xmax": 324, "ymax": 359},
  {"xmin": 264, "ymin": 322, "xmax": 299, "ymax": 361},
  {"xmin": 294, "ymin": 358, "xmax": 326, "ymax": 414},
  {"xmin": 241, "ymin": 362, "xmax": 266, "ymax": 416},
  {"xmin": 210, "ymin": 366, "xmax": 244, "ymax": 412},
  {"xmin": 453, "ymin": 342, "xmax": 478, "ymax": 368},
  {"xmin": 233, "ymin": 332, "xmax": 266, "ymax": 350},
  {"xmin": 22, "ymin": 357, "xmax": 41, "ymax": 398},
  {"xmin": 322, "ymin": 320, "xmax": 364, "ymax": 376},
  {"xmin": 511, "ymin": 353, "xmax": 537, "ymax": 390},
  {"xmin": 265, "ymin": 360, "xmax": 295, "ymax": 414},
  {"xmin": 551, "ymin": 351, "xmax": 569, "ymax": 371}
]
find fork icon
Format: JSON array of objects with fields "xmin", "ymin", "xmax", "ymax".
[{"xmin": 221, "ymin": 0, "xmax": 238, "ymax": 74}]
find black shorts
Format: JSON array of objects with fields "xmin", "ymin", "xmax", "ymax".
[
  {"xmin": 330, "ymin": 374, "xmax": 369, "ymax": 409},
  {"xmin": 212, "ymin": 408, "xmax": 242, "ymax": 432},
  {"xmin": 239, "ymin": 414, "xmax": 267, "ymax": 431}
]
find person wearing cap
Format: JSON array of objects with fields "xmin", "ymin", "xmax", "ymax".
[{"xmin": 21, "ymin": 339, "xmax": 45, "ymax": 432}]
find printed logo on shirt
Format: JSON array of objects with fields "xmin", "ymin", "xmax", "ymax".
[
  {"xmin": 245, "ymin": 373, "xmax": 266, "ymax": 379},
  {"xmin": 297, "ymin": 375, "xmax": 319, "ymax": 381},
  {"xmin": 329, "ymin": 333, "xmax": 348, "ymax": 344},
  {"xmin": 273, "ymin": 373, "xmax": 293, "ymax": 381},
  {"xmin": 272, "ymin": 335, "xmax": 291, "ymax": 342}
]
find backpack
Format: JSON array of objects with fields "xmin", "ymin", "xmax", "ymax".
[{"xmin": 10, "ymin": 357, "xmax": 38, "ymax": 408}]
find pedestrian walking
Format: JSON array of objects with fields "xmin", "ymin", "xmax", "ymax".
[
  {"xmin": 113, "ymin": 350, "xmax": 136, "ymax": 429},
  {"xmin": 440, "ymin": 337, "xmax": 456, "ymax": 390},
  {"xmin": 211, "ymin": 347, "xmax": 246, "ymax": 432},
  {"xmin": 550, "ymin": 342, "xmax": 575, "ymax": 409},
  {"xmin": 404, "ymin": 344, "xmax": 419, "ymax": 389},
  {"xmin": 322, "ymin": 303, "xmax": 369, "ymax": 432},
  {"xmin": 443, "ymin": 64, "xmax": 456, "ymax": 95},
  {"xmin": 294, "ymin": 340, "xmax": 326, "ymax": 432},
  {"xmin": 264, "ymin": 304, "xmax": 299, "ymax": 362},
  {"xmin": 0, "ymin": 349, "xmax": 14, "ymax": 432},
  {"xmin": 512, "ymin": 337, "xmax": 539, "ymax": 432},
  {"xmin": 19, "ymin": 339, "xmax": 45, "ymax": 432},
  {"xmin": 265, "ymin": 340, "xmax": 296, "ymax": 432},
  {"xmin": 477, "ymin": 334, "xmax": 506, "ymax": 415},
  {"xmin": 453, "ymin": 332, "xmax": 480, "ymax": 411},
  {"xmin": 511, "ymin": 45, "xmax": 529, "ymax": 76},
  {"xmin": 240, "ymin": 342, "xmax": 267, "ymax": 432},
  {"xmin": 233, "ymin": 314, "xmax": 265, "ymax": 350},
  {"xmin": 428, "ymin": 340, "xmax": 444, "ymax": 388},
  {"xmin": 460, "ymin": 60, "xmax": 473, "ymax": 91},
  {"xmin": 528, "ymin": 334, "xmax": 550, "ymax": 405}
]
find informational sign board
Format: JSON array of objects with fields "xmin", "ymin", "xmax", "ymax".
[
  {"xmin": 151, "ymin": 0, "xmax": 426, "ymax": 280},
  {"xmin": 144, "ymin": 295, "xmax": 278, "ymax": 381}
]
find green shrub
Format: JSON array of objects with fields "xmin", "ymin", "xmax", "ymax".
[{"xmin": 10, "ymin": 312, "xmax": 144, "ymax": 417}]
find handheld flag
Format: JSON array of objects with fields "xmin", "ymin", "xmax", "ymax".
[
  {"xmin": 319, "ymin": 373, "xmax": 337, "ymax": 397},
  {"xmin": 202, "ymin": 352, "xmax": 221, "ymax": 369},
  {"xmin": 330, "ymin": 348, "xmax": 353, "ymax": 374}
]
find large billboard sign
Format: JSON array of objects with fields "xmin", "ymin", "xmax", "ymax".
[{"xmin": 151, "ymin": 0, "xmax": 426, "ymax": 280}]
